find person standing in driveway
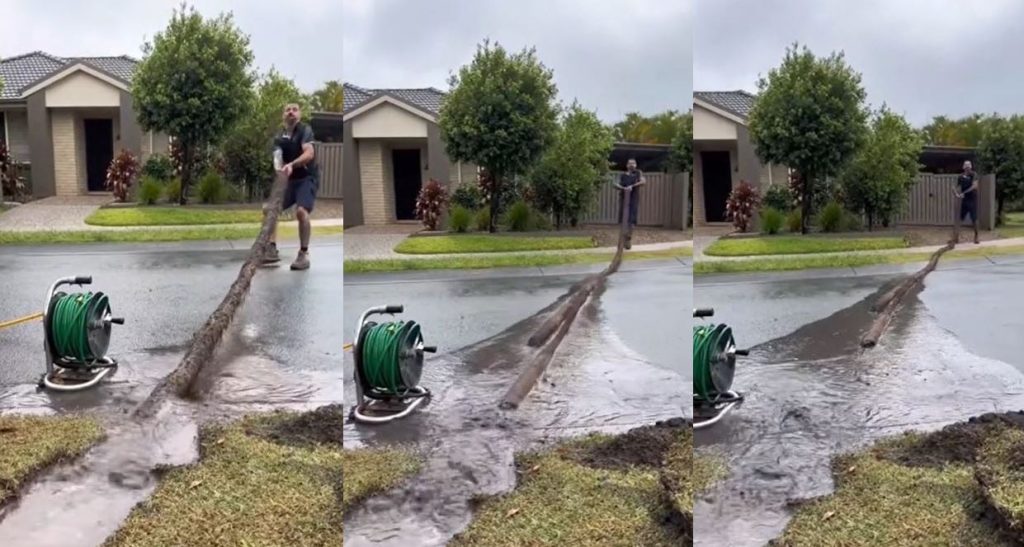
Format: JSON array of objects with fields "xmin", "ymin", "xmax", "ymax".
[
  {"xmin": 615, "ymin": 158, "xmax": 646, "ymax": 249},
  {"xmin": 954, "ymin": 160, "xmax": 980, "ymax": 245},
  {"xmin": 264, "ymin": 103, "xmax": 319, "ymax": 270}
]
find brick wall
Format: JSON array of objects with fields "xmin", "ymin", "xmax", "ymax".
[
  {"xmin": 359, "ymin": 140, "xmax": 388, "ymax": 224},
  {"xmin": 52, "ymin": 110, "xmax": 80, "ymax": 196}
]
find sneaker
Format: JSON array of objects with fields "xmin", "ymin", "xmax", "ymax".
[
  {"xmin": 262, "ymin": 244, "xmax": 281, "ymax": 264},
  {"xmin": 624, "ymin": 237, "xmax": 632, "ymax": 250},
  {"xmin": 291, "ymin": 250, "xmax": 310, "ymax": 270}
]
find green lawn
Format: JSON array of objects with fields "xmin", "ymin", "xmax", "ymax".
[
  {"xmin": 704, "ymin": 235, "xmax": 907, "ymax": 257},
  {"xmin": 1, "ymin": 414, "xmax": 104, "ymax": 507},
  {"xmin": 998, "ymin": 212, "xmax": 1024, "ymax": 238},
  {"xmin": 86, "ymin": 207, "xmax": 264, "ymax": 227},
  {"xmin": 346, "ymin": 247, "xmax": 691, "ymax": 274},
  {"xmin": 694, "ymin": 244, "xmax": 1024, "ymax": 275},
  {"xmin": 0, "ymin": 225, "xmax": 343, "ymax": 246},
  {"xmin": 394, "ymin": 234, "xmax": 595, "ymax": 255}
]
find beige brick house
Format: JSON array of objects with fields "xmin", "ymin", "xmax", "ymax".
[
  {"xmin": 341, "ymin": 83, "xmax": 477, "ymax": 227},
  {"xmin": 0, "ymin": 51, "xmax": 169, "ymax": 198}
]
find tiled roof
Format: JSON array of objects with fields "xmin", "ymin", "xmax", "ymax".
[
  {"xmin": 0, "ymin": 51, "xmax": 137, "ymax": 100},
  {"xmin": 694, "ymin": 90, "xmax": 758, "ymax": 120},
  {"xmin": 343, "ymin": 83, "xmax": 446, "ymax": 116}
]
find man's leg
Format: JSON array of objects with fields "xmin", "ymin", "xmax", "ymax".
[
  {"xmin": 972, "ymin": 205, "xmax": 980, "ymax": 244},
  {"xmin": 290, "ymin": 177, "xmax": 316, "ymax": 271}
]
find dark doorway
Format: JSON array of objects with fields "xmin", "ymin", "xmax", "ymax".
[
  {"xmin": 701, "ymin": 151, "xmax": 732, "ymax": 223},
  {"xmin": 84, "ymin": 119, "xmax": 114, "ymax": 192},
  {"xmin": 392, "ymin": 149, "xmax": 421, "ymax": 221}
]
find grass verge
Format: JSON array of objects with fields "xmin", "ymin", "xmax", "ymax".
[
  {"xmin": 345, "ymin": 246, "xmax": 691, "ymax": 274},
  {"xmin": 451, "ymin": 419, "xmax": 691, "ymax": 547},
  {"xmin": 0, "ymin": 224, "xmax": 343, "ymax": 246},
  {"xmin": 86, "ymin": 207, "xmax": 264, "ymax": 227},
  {"xmin": 394, "ymin": 234, "xmax": 595, "ymax": 255},
  {"xmin": 773, "ymin": 414, "xmax": 1024, "ymax": 546},
  {"xmin": 704, "ymin": 235, "xmax": 907, "ymax": 257},
  {"xmin": 0, "ymin": 413, "xmax": 104, "ymax": 507},
  {"xmin": 695, "ymin": 244, "xmax": 1024, "ymax": 275}
]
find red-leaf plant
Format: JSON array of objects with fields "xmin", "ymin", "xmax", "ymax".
[
  {"xmin": 106, "ymin": 149, "xmax": 141, "ymax": 202},
  {"xmin": 725, "ymin": 180, "xmax": 762, "ymax": 232},
  {"xmin": 415, "ymin": 179, "xmax": 448, "ymax": 231}
]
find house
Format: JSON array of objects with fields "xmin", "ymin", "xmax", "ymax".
[
  {"xmin": 341, "ymin": 83, "xmax": 478, "ymax": 227},
  {"xmin": 692, "ymin": 90, "xmax": 790, "ymax": 227},
  {"xmin": 0, "ymin": 51, "xmax": 169, "ymax": 198}
]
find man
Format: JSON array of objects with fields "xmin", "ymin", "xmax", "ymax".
[
  {"xmin": 614, "ymin": 158, "xmax": 646, "ymax": 249},
  {"xmin": 954, "ymin": 160, "xmax": 980, "ymax": 245},
  {"xmin": 264, "ymin": 103, "xmax": 319, "ymax": 270}
]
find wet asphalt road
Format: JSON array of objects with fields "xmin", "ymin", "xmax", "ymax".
[
  {"xmin": 693, "ymin": 257, "xmax": 1024, "ymax": 546},
  {"xmin": 0, "ymin": 239, "xmax": 343, "ymax": 388}
]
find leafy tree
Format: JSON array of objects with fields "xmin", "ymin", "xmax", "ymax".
[
  {"xmin": 748, "ymin": 43, "xmax": 869, "ymax": 233},
  {"xmin": 979, "ymin": 115, "xmax": 1024, "ymax": 223},
  {"xmin": 132, "ymin": 4, "xmax": 255, "ymax": 204},
  {"xmin": 613, "ymin": 110, "xmax": 688, "ymax": 144},
  {"xmin": 921, "ymin": 114, "xmax": 989, "ymax": 147},
  {"xmin": 310, "ymin": 80, "xmax": 344, "ymax": 112},
  {"xmin": 221, "ymin": 69, "xmax": 309, "ymax": 201},
  {"xmin": 439, "ymin": 39, "xmax": 559, "ymax": 232},
  {"xmin": 530, "ymin": 103, "xmax": 614, "ymax": 228},
  {"xmin": 839, "ymin": 107, "xmax": 923, "ymax": 230},
  {"xmin": 668, "ymin": 112, "xmax": 693, "ymax": 173}
]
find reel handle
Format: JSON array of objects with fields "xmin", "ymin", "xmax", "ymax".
[
  {"xmin": 109, "ymin": 317, "xmax": 125, "ymax": 325},
  {"xmin": 734, "ymin": 349, "xmax": 750, "ymax": 356},
  {"xmin": 693, "ymin": 308, "xmax": 714, "ymax": 318},
  {"xmin": 422, "ymin": 345, "xmax": 438, "ymax": 353},
  {"xmin": 74, "ymin": 276, "xmax": 93, "ymax": 285},
  {"xmin": 385, "ymin": 305, "xmax": 404, "ymax": 314}
]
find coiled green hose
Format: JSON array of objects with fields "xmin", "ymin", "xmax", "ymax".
[
  {"xmin": 693, "ymin": 323, "xmax": 734, "ymax": 400},
  {"xmin": 51, "ymin": 292, "xmax": 108, "ymax": 363},
  {"xmin": 361, "ymin": 320, "xmax": 422, "ymax": 395}
]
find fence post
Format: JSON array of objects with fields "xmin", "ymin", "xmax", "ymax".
[{"xmin": 981, "ymin": 173, "xmax": 997, "ymax": 231}]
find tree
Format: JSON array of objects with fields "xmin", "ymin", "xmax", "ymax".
[
  {"xmin": 310, "ymin": 80, "xmax": 344, "ymax": 112},
  {"xmin": 530, "ymin": 103, "xmax": 614, "ymax": 228},
  {"xmin": 132, "ymin": 4, "xmax": 255, "ymax": 204},
  {"xmin": 921, "ymin": 114, "xmax": 989, "ymax": 147},
  {"xmin": 979, "ymin": 115, "xmax": 1024, "ymax": 223},
  {"xmin": 748, "ymin": 43, "xmax": 869, "ymax": 233},
  {"xmin": 439, "ymin": 39, "xmax": 559, "ymax": 232},
  {"xmin": 669, "ymin": 112, "xmax": 693, "ymax": 173},
  {"xmin": 839, "ymin": 107, "xmax": 923, "ymax": 230},
  {"xmin": 613, "ymin": 110, "xmax": 687, "ymax": 144},
  {"xmin": 221, "ymin": 69, "xmax": 309, "ymax": 201}
]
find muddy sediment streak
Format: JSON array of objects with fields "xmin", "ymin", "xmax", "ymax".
[
  {"xmin": 134, "ymin": 174, "xmax": 288, "ymax": 419},
  {"xmin": 500, "ymin": 188, "xmax": 633, "ymax": 409}
]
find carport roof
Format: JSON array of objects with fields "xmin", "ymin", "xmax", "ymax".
[
  {"xmin": 0, "ymin": 51, "xmax": 138, "ymax": 100},
  {"xmin": 694, "ymin": 90, "xmax": 757, "ymax": 120},
  {"xmin": 343, "ymin": 83, "xmax": 446, "ymax": 117}
]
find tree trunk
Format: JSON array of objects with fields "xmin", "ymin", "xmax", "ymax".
[
  {"xmin": 801, "ymin": 173, "xmax": 812, "ymax": 234},
  {"xmin": 867, "ymin": 210, "xmax": 874, "ymax": 232},
  {"xmin": 489, "ymin": 173, "xmax": 500, "ymax": 233},
  {"xmin": 998, "ymin": 196, "xmax": 1005, "ymax": 226},
  {"xmin": 180, "ymin": 144, "xmax": 194, "ymax": 206}
]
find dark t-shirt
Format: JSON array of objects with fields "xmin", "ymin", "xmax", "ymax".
[
  {"xmin": 276, "ymin": 123, "xmax": 318, "ymax": 182},
  {"xmin": 958, "ymin": 171, "xmax": 976, "ymax": 198},
  {"xmin": 620, "ymin": 171, "xmax": 641, "ymax": 188}
]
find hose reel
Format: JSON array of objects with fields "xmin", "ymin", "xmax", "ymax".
[
  {"xmin": 351, "ymin": 305, "xmax": 436, "ymax": 424},
  {"xmin": 693, "ymin": 308, "xmax": 746, "ymax": 430},
  {"xmin": 41, "ymin": 276, "xmax": 124, "ymax": 391}
]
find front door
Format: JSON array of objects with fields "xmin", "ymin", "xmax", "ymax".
[
  {"xmin": 701, "ymin": 151, "xmax": 732, "ymax": 223},
  {"xmin": 84, "ymin": 119, "xmax": 114, "ymax": 192},
  {"xmin": 392, "ymin": 149, "xmax": 421, "ymax": 221}
]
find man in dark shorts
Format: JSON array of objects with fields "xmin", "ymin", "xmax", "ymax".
[
  {"xmin": 264, "ymin": 103, "xmax": 319, "ymax": 270},
  {"xmin": 614, "ymin": 158, "xmax": 646, "ymax": 249},
  {"xmin": 954, "ymin": 160, "xmax": 980, "ymax": 244}
]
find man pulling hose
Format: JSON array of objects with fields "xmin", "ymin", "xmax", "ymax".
[
  {"xmin": 953, "ymin": 160, "xmax": 980, "ymax": 245},
  {"xmin": 264, "ymin": 103, "xmax": 319, "ymax": 270}
]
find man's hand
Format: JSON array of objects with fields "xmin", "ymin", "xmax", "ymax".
[{"xmin": 280, "ymin": 163, "xmax": 293, "ymax": 177}]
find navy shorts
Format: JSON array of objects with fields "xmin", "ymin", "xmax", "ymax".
[
  {"xmin": 283, "ymin": 175, "xmax": 318, "ymax": 213},
  {"xmin": 959, "ymin": 197, "xmax": 977, "ymax": 222}
]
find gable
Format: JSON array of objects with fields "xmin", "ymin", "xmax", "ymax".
[
  {"xmin": 694, "ymin": 104, "xmax": 738, "ymax": 140},
  {"xmin": 43, "ymin": 70, "xmax": 122, "ymax": 108},
  {"xmin": 351, "ymin": 101, "xmax": 430, "ymax": 139}
]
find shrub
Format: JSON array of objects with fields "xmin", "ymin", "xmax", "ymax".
[
  {"xmin": 448, "ymin": 205, "xmax": 472, "ymax": 233},
  {"xmin": 165, "ymin": 178, "xmax": 183, "ymax": 204},
  {"xmin": 760, "ymin": 207, "xmax": 784, "ymax": 235},
  {"xmin": 106, "ymin": 150, "xmax": 141, "ymax": 202},
  {"xmin": 197, "ymin": 171, "xmax": 228, "ymax": 204},
  {"xmin": 450, "ymin": 183, "xmax": 482, "ymax": 211},
  {"xmin": 137, "ymin": 176, "xmax": 163, "ymax": 205},
  {"xmin": 505, "ymin": 200, "xmax": 531, "ymax": 232},
  {"xmin": 818, "ymin": 201, "xmax": 844, "ymax": 233},
  {"xmin": 415, "ymin": 179, "xmax": 448, "ymax": 231},
  {"xmin": 0, "ymin": 142, "xmax": 26, "ymax": 200},
  {"xmin": 475, "ymin": 207, "xmax": 491, "ymax": 232},
  {"xmin": 141, "ymin": 154, "xmax": 174, "ymax": 182},
  {"xmin": 785, "ymin": 209, "xmax": 802, "ymax": 233},
  {"xmin": 530, "ymin": 207, "xmax": 553, "ymax": 231},
  {"xmin": 762, "ymin": 183, "xmax": 793, "ymax": 212},
  {"xmin": 842, "ymin": 210, "xmax": 863, "ymax": 232},
  {"xmin": 725, "ymin": 180, "xmax": 761, "ymax": 232}
]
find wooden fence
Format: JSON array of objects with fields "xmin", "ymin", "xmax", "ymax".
[
  {"xmin": 314, "ymin": 142, "xmax": 343, "ymax": 199},
  {"xmin": 895, "ymin": 173, "xmax": 996, "ymax": 230},
  {"xmin": 579, "ymin": 171, "xmax": 688, "ymax": 228}
]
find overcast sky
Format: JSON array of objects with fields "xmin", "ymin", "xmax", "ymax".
[
  {"xmin": 696, "ymin": 0, "xmax": 1024, "ymax": 126},
  {"xmin": 1, "ymin": 1, "xmax": 342, "ymax": 92},
  {"xmin": 343, "ymin": 0, "xmax": 692, "ymax": 122}
]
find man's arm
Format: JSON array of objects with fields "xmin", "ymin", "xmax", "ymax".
[
  {"xmin": 967, "ymin": 173, "xmax": 979, "ymax": 195},
  {"xmin": 635, "ymin": 170, "xmax": 647, "ymax": 186},
  {"xmin": 289, "ymin": 126, "xmax": 316, "ymax": 168}
]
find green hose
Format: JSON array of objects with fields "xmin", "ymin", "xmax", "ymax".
[
  {"xmin": 693, "ymin": 323, "xmax": 734, "ymax": 401},
  {"xmin": 361, "ymin": 320, "xmax": 422, "ymax": 395},
  {"xmin": 51, "ymin": 292, "xmax": 108, "ymax": 363}
]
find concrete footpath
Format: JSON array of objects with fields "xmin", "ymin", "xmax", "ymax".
[{"xmin": 695, "ymin": 235, "xmax": 1024, "ymax": 262}]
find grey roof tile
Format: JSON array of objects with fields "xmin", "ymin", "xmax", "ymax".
[
  {"xmin": 343, "ymin": 83, "xmax": 445, "ymax": 116},
  {"xmin": 694, "ymin": 90, "xmax": 758, "ymax": 120},
  {"xmin": 0, "ymin": 51, "xmax": 137, "ymax": 100}
]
